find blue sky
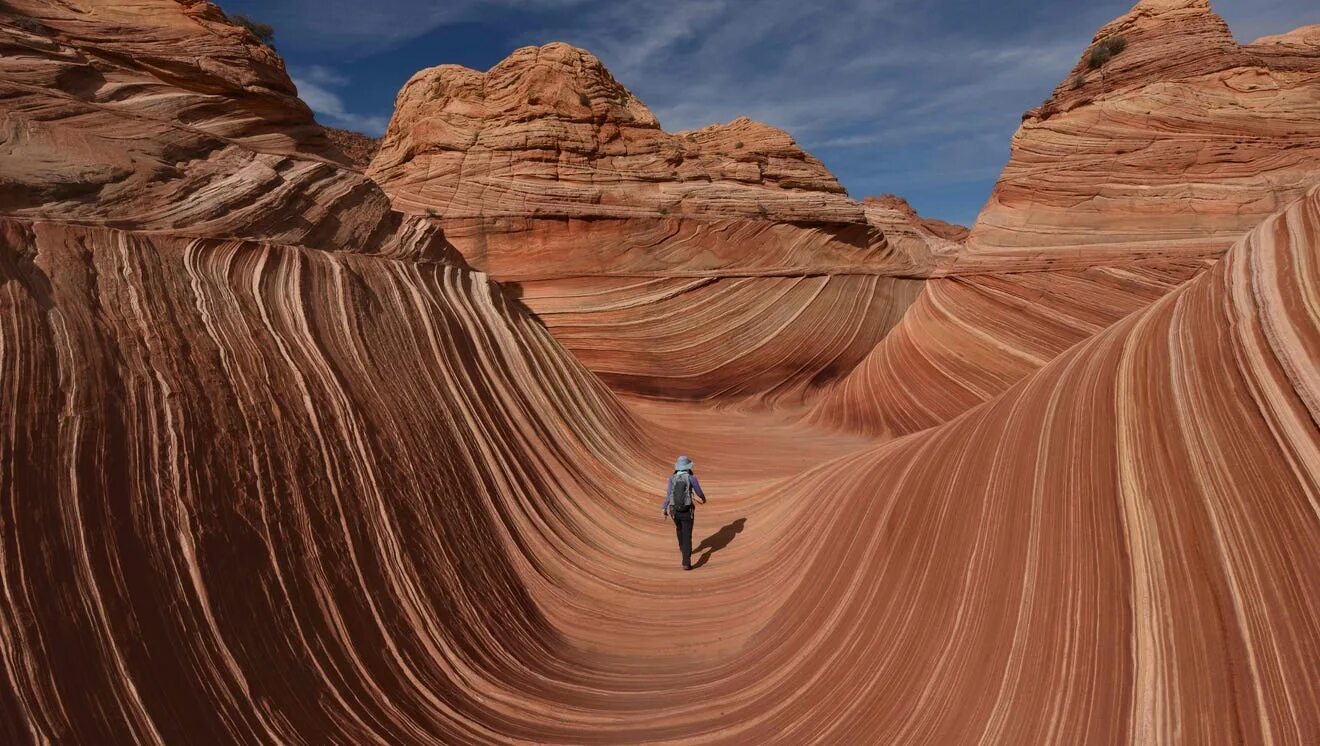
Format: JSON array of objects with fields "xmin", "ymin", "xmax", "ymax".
[{"xmin": 216, "ymin": 0, "xmax": 1315, "ymax": 226}]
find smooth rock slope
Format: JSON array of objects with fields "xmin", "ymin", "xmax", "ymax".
[
  {"xmin": 810, "ymin": 0, "xmax": 1320, "ymax": 435},
  {"xmin": 1, "ymin": 1, "xmax": 1318, "ymax": 744},
  {"xmin": 366, "ymin": 43, "xmax": 955, "ymax": 404}
]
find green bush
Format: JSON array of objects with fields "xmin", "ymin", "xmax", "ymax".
[
  {"xmin": 577, "ymin": 92, "xmax": 590, "ymax": 107},
  {"xmin": 1087, "ymin": 35, "xmax": 1127, "ymax": 70},
  {"xmin": 1071, "ymin": 74, "xmax": 1086, "ymax": 90},
  {"xmin": 734, "ymin": 141, "xmax": 744, "ymax": 149},
  {"xmin": 232, "ymin": 14, "xmax": 274, "ymax": 45}
]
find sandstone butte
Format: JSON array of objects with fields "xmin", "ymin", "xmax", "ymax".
[
  {"xmin": 1, "ymin": 0, "xmax": 1318, "ymax": 743},
  {"xmin": 366, "ymin": 42, "xmax": 961, "ymax": 403},
  {"xmin": 812, "ymin": 0, "xmax": 1320, "ymax": 434}
]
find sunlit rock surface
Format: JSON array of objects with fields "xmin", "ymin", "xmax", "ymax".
[
  {"xmin": 961, "ymin": 0, "xmax": 1320, "ymax": 268},
  {"xmin": 811, "ymin": 0, "xmax": 1320, "ymax": 435},
  {"xmin": 366, "ymin": 43, "xmax": 969, "ymax": 403},
  {"xmin": 367, "ymin": 43, "xmax": 858, "ymax": 223},
  {"xmin": 2, "ymin": 1, "xmax": 1318, "ymax": 744}
]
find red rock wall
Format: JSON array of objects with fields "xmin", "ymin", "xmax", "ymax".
[
  {"xmin": 365, "ymin": 44, "xmax": 966, "ymax": 404},
  {"xmin": 809, "ymin": 259, "xmax": 1209, "ymax": 434},
  {"xmin": 5, "ymin": 187, "xmax": 1316, "ymax": 745},
  {"xmin": 813, "ymin": 0, "xmax": 1320, "ymax": 435},
  {"xmin": 962, "ymin": 0, "xmax": 1320, "ymax": 267},
  {"xmin": 2, "ymin": 1, "xmax": 1318, "ymax": 743}
]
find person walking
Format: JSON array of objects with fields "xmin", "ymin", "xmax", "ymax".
[{"xmin": 661, "ymin": 455, "xmax": 707, "ymax": 570}]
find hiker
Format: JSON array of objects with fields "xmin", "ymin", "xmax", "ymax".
[{"xmin": 661, "ymin": 455, "xmax": 707, "ymax": 570}]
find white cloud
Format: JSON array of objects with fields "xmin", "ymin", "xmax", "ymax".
[
  {"xmin": 231, "ymin": 0, "xmax": 594, "ymax": 55},
  {"xmin": 812, "ymin": 134, "xmax": 888, "ymax": 149},
  {"xmin": 291, "ymin": 68, "xmax": 389, "ymax": 135},
  {"xmin": 298, "ymin": 64, "xmax": 349, "ymax": 87},
  {"xmin": 260, "ymin": 0, "xmax": 1315, "ymax": 222}
]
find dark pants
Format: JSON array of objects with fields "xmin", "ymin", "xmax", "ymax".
[{"xmin": 673, "ymin": 513, "xmax": 694, "ymax": 567}]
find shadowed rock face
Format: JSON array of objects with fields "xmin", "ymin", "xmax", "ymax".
[
  {"xmin": 324, "ymin": 127, "xmax": 381, "ymax": 170},
  {"xmin": 3, "ymin": 1, "xmax": 1320, "ymax": 744}
]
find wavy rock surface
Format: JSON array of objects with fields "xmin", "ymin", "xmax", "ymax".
[
  {"xmin": 0, "ymin": 0, "xmax": 431, "ymax": 261},
  {"xmin": 517, "ymin": 272, "xmax": 922, "ymax": 402},
  {"xmin": 3, "ymin": 1, "xmax": 1319, "ymax": 744},
  {"xmin": 775, "ymin": 188, "xmax": 1320, "ymax": 742},
  {"xmin": 961, "ymin": 0, "xmax": 1320, "ymax": 268},
  {"xmin": 367, "ymin": 44, "xmax": 967, "ymax": 403},
  {"xmin": 814, "ymin": 0, "xmax": 1320, "ymax": 435},
  {"xmin": 809, "ymin": 258, "xmax": 1210, "ymax": 434},
  {"xmin": 0, "ymin": 0, "xmax": 351, "ymax": 160},
  {"xmin": 367, "ymin": 44, "xmax": 857, "ymax": 223}
]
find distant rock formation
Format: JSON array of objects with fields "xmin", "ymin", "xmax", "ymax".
[
  {"xmin": 961, "ymin": 0, "xmax": 1320, "ymax": 268},
  {"xmin": 2, "ymin": 0, "xmax": 1318, "ymax": 743},
  {"xmin": 864, "ymin": 194, "xmax": 969, "ymax": 244},
  {"xmin": 323, "ymin": 127, "xmax": 381, "ymax": 169},
  {"xmin": 368, "ymin": 43, "xmax": 858, "ymax": 224},
  {"xmin": 813, "ymin": 0, "xmax": 1320, "ymax": 435},
  {"xmin": 366, "ymin": 43, "xmax": 940, "ymax": 404}
]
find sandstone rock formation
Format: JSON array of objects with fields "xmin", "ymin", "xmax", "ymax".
[
  {"xmin": 961, "ymin": 0, "xmax": 1320, "ymax": 268},
  {"xmin": 323, "ymin": 127, "xmax": 381, "ymax": 169},
  {"xmin": 812, "ymin": 0, "xmax": 1320, "ymax": 435},
  {"xmin": 2, "ymin": 0, "xmax": 1319, "ymax": 743},
  {"xmin": 366, "ymin": 44, "xmax": 970, "ymax": 403},
  {"xmin": 368, "ymin": 44, "xmax": 858, "ymax": 223},
  {"xmin": 0, "ymin": 3, "xmax": 652, "ymax": 741},
  {"xmin": 808, "ymin": 258, "xmax": 1210, "ymax": 434},
  {"xmin": 789, "ymin": 188, "xmax": 1320, "ymax": 742},
  {"xmin": 865, "ymin": 194, "xmax": 969, "ymax": 244},
  {"xmin": 0, "ymin": 0, "xmax": 410, "ymax": 249}
]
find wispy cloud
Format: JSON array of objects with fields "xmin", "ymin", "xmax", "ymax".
[
  {"xmin": 226, "ymin": 0, "xmax": 1318, "ymax": 224},
  {"xmin": 812, "ymin": 134, "xmax": 889, "ymax": 149},
  {"xmin": 221, "ymin": 0, "xmax": 593, "ymax": 55},
  {"xmin": 520, "ymin": 0, "xmax": 1109, "ymax": 219},
  {"xmin": 291, "ymin": 67, "xmax": 389, "ymax": 135},
  {"xmin": 297, "ymin": 64, "xmax": 349, "ymax": 87}
]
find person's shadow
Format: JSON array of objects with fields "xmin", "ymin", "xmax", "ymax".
[{"xmin": 691, "ymin": 518, "xmax": 746, "ymax": 569}]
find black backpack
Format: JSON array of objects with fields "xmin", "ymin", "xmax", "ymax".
[{"xmin": 670, "ymin": 472, "xmax": 692, "ymax": 514}]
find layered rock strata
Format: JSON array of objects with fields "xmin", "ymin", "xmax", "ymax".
[
  {"xmin": 2, "ymin": 1, "xmax": 1318, "ymax": 743},
  {"xmin": 366, "ymin": 43, "xmax": 967, "ymax": 403},
  {"xmin": 960, "ymin": 0, "xmax": 1320, "ymax": 268},
  {"xmin": 813, "ymin": 0, "xmax": 1320, "ymax": 434}
]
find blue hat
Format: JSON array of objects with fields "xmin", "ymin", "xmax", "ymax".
[{"xmin": 674, "ymin": 455, "xmax": 693, "ymax": 471}]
